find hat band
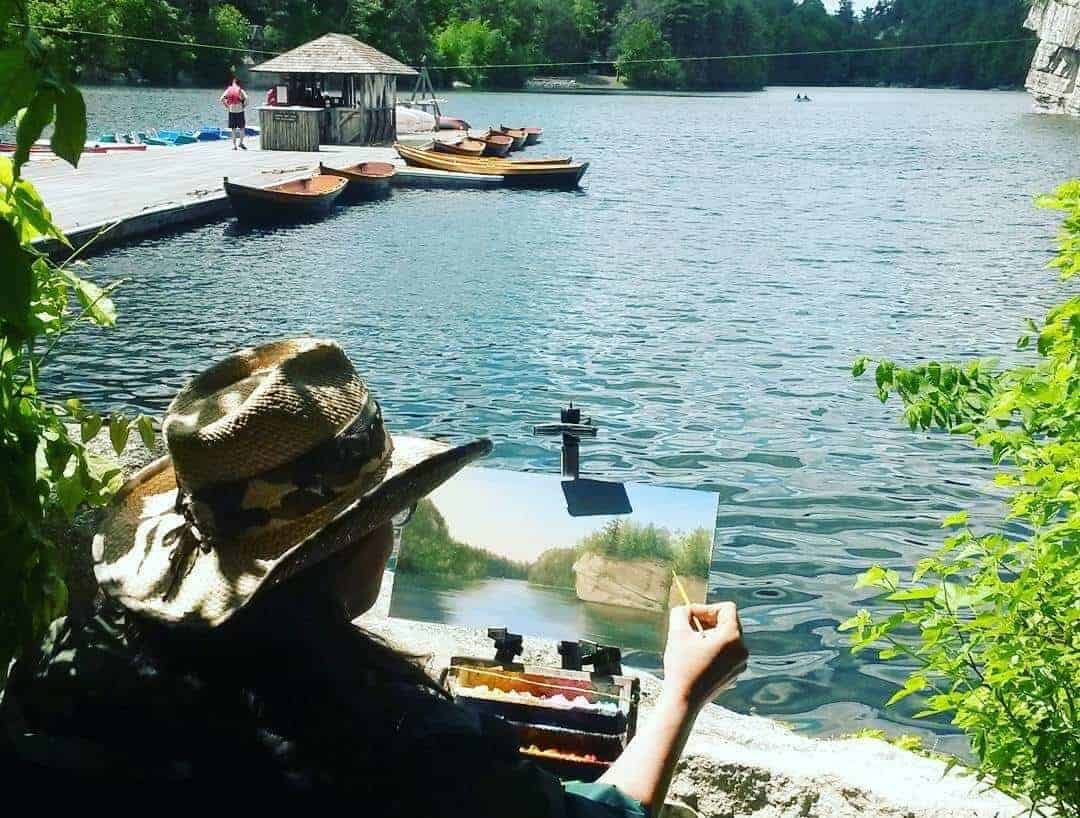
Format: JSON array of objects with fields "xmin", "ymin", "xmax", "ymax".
[{"xmin": 174, "ymin": 400, "xmax": 391, "ymax": 546}]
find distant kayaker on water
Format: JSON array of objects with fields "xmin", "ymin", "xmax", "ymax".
[{"xmin": 220, "ymin": 78, "xmax": 248, "ymax": 150}]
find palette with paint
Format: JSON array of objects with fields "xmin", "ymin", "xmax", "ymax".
[{"xmin": 443, "ymin": 653, "xmax": 640, "ymax": 781}]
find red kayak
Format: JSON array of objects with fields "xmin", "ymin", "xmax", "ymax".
[{"xmin": 437, "ymin": 115, "xmax": 471, "ymax": 130}]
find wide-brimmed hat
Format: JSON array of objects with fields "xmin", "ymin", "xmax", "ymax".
[{"xmin": 92, "ymin": 338, "xmax": 491, "ymax": 627}]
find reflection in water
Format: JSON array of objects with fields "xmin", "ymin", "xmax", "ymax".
[
  {"xmin": 388, "ymin": 573, "xmax": 666, "ymax": 654},
  {"xmin": 49, "ymin": 86, "xmax": 1080, "ymax": 746}
]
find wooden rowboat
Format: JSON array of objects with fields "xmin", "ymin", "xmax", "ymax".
[
  {"xmin": 395, "ymin": 143, "xmax": 588, "ymax": 189},
  {"xmin": 502, "ymin": 125, "xmax": 543, "ymax": 145},
  {"xmin": 432, "ymin": 138, "xmax": 486, "ymax": 157},
  {"xmin": 496, "ymin": 127, "xmax": 528, "ymax": 151},
  {"xmin": 319, "ymin": 161, "xmax": 396, "ymax": 198},
  {"xmin": 421, "ymin": 149, "xmax": 573, "ymax": 166},
  {"xmin": 223, "ymin": 174, "xmax": 347, "ymax": 223},
  {"xmin": 479, "ymin": 132, "xmax": 513, "ymax": 157}
]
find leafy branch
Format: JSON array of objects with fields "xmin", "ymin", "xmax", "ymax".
[
  {"xmin": 844, "ymin": 182, "xmax": 1080, "ymax": 818},
  {"xmin": 0, "ymin": 4, "xmax": 154, "ymax": 682}
]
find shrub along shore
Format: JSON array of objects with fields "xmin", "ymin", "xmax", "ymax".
[{"xmin": 31, "ymin": 0, "xmax": 1034, "ymax": 92}]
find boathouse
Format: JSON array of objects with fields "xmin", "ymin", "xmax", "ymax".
[{"xmin": 251, "ymin": 33, "xmax": 418, "ymax": 150}]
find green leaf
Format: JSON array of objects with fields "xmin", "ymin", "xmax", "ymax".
[
  {"xmin": 137, "ymin": 414, "xmax": 155, "ymax": 450},
  {"xmin": 54, "ymin": 474, "xmax": 85, "ymax": 518},
  {"xmin": 0, "ymin": 219, "xmax": 35, "ymax": 332},
  {"xmin": 942, "ymin": 511, "xmax": 968, "ymax": 528},
  {"xmin": 885, "ymin": 586, "xmax": 938, "ymax": 602},
  {"xmin": 885, "ymin": 674, "xmax": 928, "ymax": 706},
  {"xmin": 13, "ymin": 89, "xmax": 56, "ymax": 174},
  {"xmin": 80, "ymin": 413, "xmax": 102, "ymax": 442},
  {"xmin": 852, "ymin": 356, "xmax": 868, "ymax": 377},
  {"xmin": 0, "ymin": 48, "xmax": 40, "ymax": 127},
  {"xmin": 62, "ymin": 269, "xmax": 117, "ymax": 326},
  {"xmin": 875, "ymin": 361, "xmax": 894, "ymax": 390},
  {"xmin": 50, "ymin": 84, "xmax": 85, "ymax": 168},
  {"xmin": 109, "ymin": 415, "xmax": 129, "ymax": 455},
  {"xmin": 11, "ymin": 178, "xmax": 66, "ymax": 244},
  {"xmin": 838, "ymin": 609, "xmax": 871, "ymax": 632},
  {"xmin": 854, "ymin": 565, "xmax": 899, "ymax": 591}
]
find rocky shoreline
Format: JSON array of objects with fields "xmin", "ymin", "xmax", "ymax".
[
  {"xmin": 360, "ymin": 576, "xmax": 1021, "ymax": 818},
  {"xmin": 1026, "ymin": 0, "xmax": 1080, "ymax": 115},
  {"xmin": 74, "ymin": 432, "xmax": 1022, "ymax": 817}
]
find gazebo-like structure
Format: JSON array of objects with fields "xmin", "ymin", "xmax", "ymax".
[{"xmin": 252, "ymin": 33, "xmax": 418, "ymax": 150}]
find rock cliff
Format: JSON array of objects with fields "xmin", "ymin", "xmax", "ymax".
[
  {"xmin": 573, "ymin": 553, "xmax": 672, "ymax": 611},
  {"xmin": 1026, "ymin": 0, "xmax": 1080, "ymax": 114}
]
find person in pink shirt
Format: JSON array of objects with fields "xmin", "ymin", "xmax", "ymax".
[{"xmin": 220, "ymin": 78, "xmax": 248, "ymax": 150}]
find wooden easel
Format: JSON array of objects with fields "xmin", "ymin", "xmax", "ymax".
[{"xmin": 407, "ymin": 56, "xmax": 442, "ymax": 120}]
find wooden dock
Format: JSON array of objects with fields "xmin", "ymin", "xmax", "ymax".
[{"xmin": 24, "ymin": 135, "xmax": 503, "ymax": 253}]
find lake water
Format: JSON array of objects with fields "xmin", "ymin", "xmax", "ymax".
[{"xmin": 51, "ymin": 86, "xmax": 1080, "ymax": 752}]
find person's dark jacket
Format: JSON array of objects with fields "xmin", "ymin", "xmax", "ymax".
[{"xmin": 0, "ymin": 602, "xmax": 645, "ymax": 816}]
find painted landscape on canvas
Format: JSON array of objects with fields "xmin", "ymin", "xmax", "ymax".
[{"xmin": 388, "ymin": 467, "xmax": 718, "ymax": 654}]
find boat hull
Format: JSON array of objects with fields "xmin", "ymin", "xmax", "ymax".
[
  {"xmin": 224, "ymin": 176, "xmax": 346, "ymax": 223},
  {"xmin": 395, "ymin": 144, "xmax": 588, "ymax": 189},
  {"xmin": 498, "ymin": 128, "xmax": 527, "ymax": 150},
  {"xmin": 319, "ymin": 162, "xmax": 395, "ymax": 200},
  {"xmin": 433, "ymin": 139, "xmax": 486, "ymax": 157},
  {"xmin": 502, "ymin": 162, "xmax": 588, "ymax": 189},
  {"xmin": 482, "ymin": 138, "xmax": 512, "ymax": 157},
  {"xmin": 502, "ymin": 125, "xmax": 542, "ymax": 146}
]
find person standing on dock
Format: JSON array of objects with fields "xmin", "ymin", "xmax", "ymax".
[{"xmin": 220, "ymin": 78, "xmax": 248, "ymax": 150}]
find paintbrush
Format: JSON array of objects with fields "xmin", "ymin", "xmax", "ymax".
[{"xmin": 671, "ymin": 570, "xmax": 704, "ymax": 634}]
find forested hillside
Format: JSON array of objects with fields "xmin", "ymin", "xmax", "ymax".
[{"xmin": 30, "ymin": 0, "xmax": 1036, "ymax": 91}]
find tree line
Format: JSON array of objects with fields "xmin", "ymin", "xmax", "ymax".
[{"xmin": 30, "ymin": 0, "xmax": 1035, "ymax": 90}]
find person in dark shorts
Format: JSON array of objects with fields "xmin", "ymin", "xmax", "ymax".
[{"xmin": 220, "ymin": 77, "xmax": 248, "ymax": 150}]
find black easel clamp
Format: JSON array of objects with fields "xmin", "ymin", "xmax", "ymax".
[
  {"xmin": 488, "ymin": 627, "xmax": 524, "ymax": 664},
  {"xmin": 559, "ymin": 639, "xmax": 623, "ymax": 676},
  {"xmin": 533, "ymin": 402, "xmax": 598, "ymax": 480}
]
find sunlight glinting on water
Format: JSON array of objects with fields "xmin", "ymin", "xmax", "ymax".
[{"xmin": 53, "ymin": 86, "xmax": 1080, "ymax": 751}]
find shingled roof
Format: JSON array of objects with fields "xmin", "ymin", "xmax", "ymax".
[{"xmin": 252, "ymin": 33, "xmax": 418, "ymax": 76}]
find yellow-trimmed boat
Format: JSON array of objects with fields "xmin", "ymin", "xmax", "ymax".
[{"xmin": 395, "ymin": 143, "xmax": 588, "ymax": 188}]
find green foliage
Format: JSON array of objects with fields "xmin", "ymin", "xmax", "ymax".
[
  {"xmin": 845, "ymin": 181, "xmax": 1080, "ymax": 816},
  {"xmin": 26, "ymin": 0, "xmax": 1035, "ymax": 90},
  {"xmin": 672, "ymin": 526, "xmax": 711, "ymax": 577},
  {"xmin": 397, "ymin": 498, "xmax": 530, "ymax": 581},
  {"xmin": 613, "ymin": 19, "xmax": 683, "ymax": 88},
  {"xmin": 526, "ymin": 521, "xmax": 711, "ymax": 589},
  {"xmin": 192, "ymin": 4, "xmax": 251, "ymax": 85},
  {"xmin": 433, "ymin": 18, "xmax": 515, "ymax": 88},
  {"xmin": 581, "ymin": 519, "xmax": 674, "ymax": 561},
  {"xmin": 615, "ymin": 0, "xmax": 768, "ymax": 90},
  {"xmin": 1, "ymin": 6, "xmax": 152, "ymax": 682},
  {"xmin": 527, "ymin": 546, "xmax": 578, "ymax": 588}
]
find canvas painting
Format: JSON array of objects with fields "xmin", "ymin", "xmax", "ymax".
[{"xmin": 388, "ymin": 466, "xmax": 719, "ymax": 655}]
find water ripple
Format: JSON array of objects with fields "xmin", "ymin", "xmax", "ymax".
[{"xmin": 48, "ymin": 86, "xmax": 1080, "ymax": 745}]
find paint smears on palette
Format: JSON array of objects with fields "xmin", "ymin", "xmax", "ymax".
[{"xmin": 387, "ymin": 466, "xmax": 719, "ymax": 654}]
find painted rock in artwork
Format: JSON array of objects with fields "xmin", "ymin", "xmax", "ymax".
[{"xmin": 571, "ymin": 553, "xmax": 672, "ymax": 612}]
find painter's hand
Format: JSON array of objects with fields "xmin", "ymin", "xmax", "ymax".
[{"xmin": 662, "ymin": 603, "xmax": 748, "ymax": 707}]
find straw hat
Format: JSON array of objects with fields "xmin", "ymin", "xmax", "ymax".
[{"xmin": 92, "ymin": 338, "xmax": 491, "ymax": 627}]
